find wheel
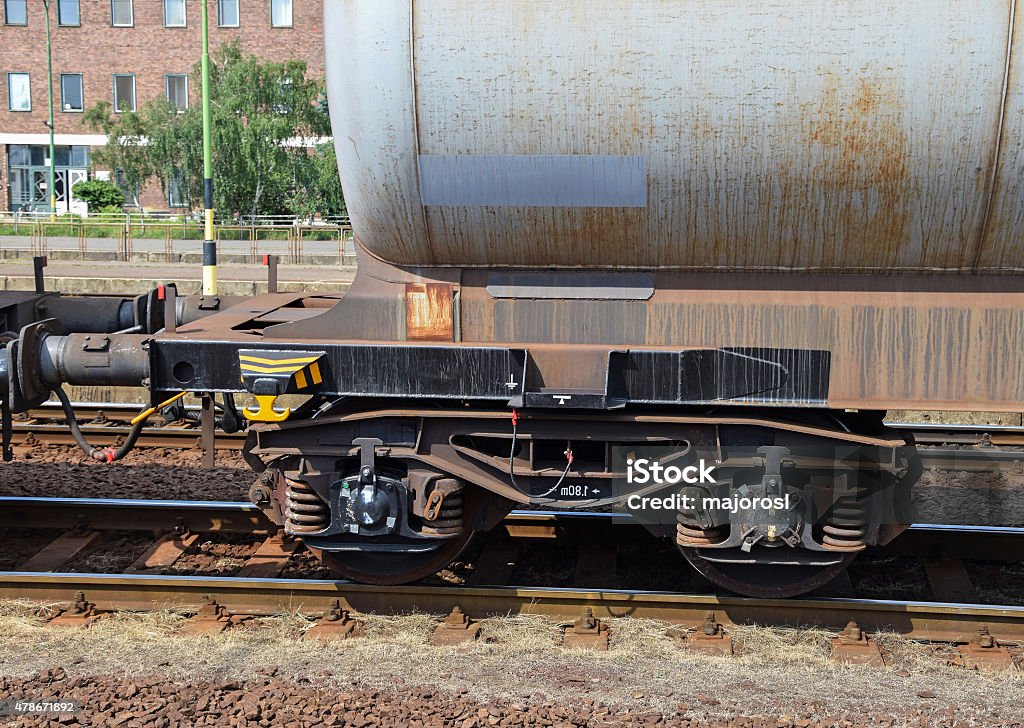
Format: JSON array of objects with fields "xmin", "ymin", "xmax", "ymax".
[
  {"xmin": 680, "ymin": 546, "xmax": 857, "ymax": 598},
  {"xmin": 313, "ymin": 532, "xmax": 476, "ymax": 585},
  {"xmin": 309, "ymin": 483, "xmax": 489, "ymax": 585}
]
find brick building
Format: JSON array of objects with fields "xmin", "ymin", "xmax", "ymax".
[{"xmin": 0, "ymin": 0, "xmax": 324, "ymax": 212}]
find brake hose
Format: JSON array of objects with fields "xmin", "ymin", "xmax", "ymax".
[{"xmin": 54, "ymin": 386, "xmax": 186, "ymax": 464}]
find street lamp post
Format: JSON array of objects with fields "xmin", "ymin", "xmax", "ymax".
[
  {"xmin": 201, "ymin": 0, "xmax": 217, "ymax": 295},
  {"xmin": 42, "ymin": 0, "xmax": 56, "ymax": 221}
]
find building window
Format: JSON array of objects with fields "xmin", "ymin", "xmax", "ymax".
[
  {"xmin": 58, "ymin": 0, "xmax": 79, "ymax": 25},
  {"xmin": 270, "ymin": 0, "xmax": 291, "ymax": 27},
  {"xmin": 168, "ymin": 170, "xmax": 187, "ymax": 208},
  {"xmin": 60, "ymin": 73, "xmax": 83, "ymax": 112},
  {"xmin": 7, "ymin": 72, "xmax": 30, "ymax": 111},
  {"xmin": 110, "ymin": 0, "xmax": 132, "ymax": 27},
  {"xmin": 112, "ymin": 74, "xmax": 135, "ymax": 112},
  {"xmin": 163, "ymin": 0, "xmax": 185, "ymax": 27},
  {"xmin": 217, "ymin": 0, "xmax": 238, "ymax": 27},
  {"xmin": 114, "ymin": 169, "xmax": 139, "ymax": 208},
  {"xmin": 165, "ymin": 74, "xmax": 188, "ymax": 111},
  {"xmin": 4, "ymin": 0, "xmax": 27, "ymax": 25}
]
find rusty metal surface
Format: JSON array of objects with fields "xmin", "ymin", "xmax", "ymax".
[
  {"xmin": 405, "ymin": 283, "xmax": 454, "ymax": 341},
  {"xmin": 460, "ymin": 272, "xmax": 1024, "ymax": 410},
  {"xmin": 46, "ymin": 274, "xmax": 1024, "ymax": 411},
  {"xmin": 326, "ymin": 0, "xmax": 1022, "ymax": 272},
  {"xmin": 5, "ymin": 571, "xmax": 1024, "ymax": 641}
]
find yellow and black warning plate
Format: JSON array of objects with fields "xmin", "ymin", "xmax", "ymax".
[
  {"xmin": 239, "ymin": 350, "xmax": 326, "ymax": 391},
  {"xmin": 238, "ymin": 349, "xmax": 327, "ymax": 422}
]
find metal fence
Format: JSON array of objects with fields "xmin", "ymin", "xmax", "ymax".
[{"xmin": 0, "ymin": 211, "xmax": 356, "ymax": 266}]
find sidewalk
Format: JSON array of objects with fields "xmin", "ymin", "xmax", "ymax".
[{"xmin": 0, "ymin": 258, "xmax": 356, "ymax": 296}]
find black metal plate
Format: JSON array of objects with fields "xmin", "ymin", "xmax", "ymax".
[
  {"xmin": 152, "ymin": 340, "xmax": 528, "ymax": 401},
  {"xmin": 606, "ymin": 348, "xmax": 830, "ymax": 406}
]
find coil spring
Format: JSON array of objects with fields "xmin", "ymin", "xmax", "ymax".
[
  {"xmin": 422, "ymin": 491, "xmax": 464, "ymax": 536},
  {"xmin": 675, "ymin": 513, "xmax": 726, "ymax": 546},
  {"xmin": 285, "ymin": 479, "xmax": 330, "ymax": 534},
  {"xmin": 822, "ymin": 483, "xmax": 869, "ymax": 549}
]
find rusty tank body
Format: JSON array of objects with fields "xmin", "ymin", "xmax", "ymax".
[
  {"xmin": 327, "ymin": 0, "xmax": 1024, "ymax": 273},
  {"xmin": 4, "ymin": 1, "xmax": 1023, "ymax": 597}
]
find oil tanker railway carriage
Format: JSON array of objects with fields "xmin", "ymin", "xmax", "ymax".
[{"xmin": 5, "ymin": 0, "xmax": 1024, "ymax": 598}]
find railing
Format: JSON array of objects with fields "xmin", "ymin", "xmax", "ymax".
[{"xmin": 0, "ymin": 210, "xmax": 356, "ymax": 266}]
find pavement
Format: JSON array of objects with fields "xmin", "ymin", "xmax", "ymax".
[{"xmin": 1, "ymin": 258, "xmax": 356, "ymax": 296}]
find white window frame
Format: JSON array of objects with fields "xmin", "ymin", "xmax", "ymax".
[
  {"xmin": 7, "ymin": 72, "xmax": 31, "ymax": 111},
  {"xmin": 60, "ymin": 73, "xmax": 83, "ymax": 112},
  {"xmin": 163, "ymin": 0, "xmax": 186, "ymax": 27},
  {"xmin": 4, "ymin": 0, "xmax": 27, "ymax": 25},
  {"xmin": 165, "ymin": 74, "xmax": 189, "ymax": 111},
  {"xmin": 217, "ymin": 0, "xmax": 238, "ymax": 27},
  {"xmin": 57, "ymin": 0, "xmax": 79, "ymax": 26},
  {"xmin": 168, "ymin": 170, "xmax": 188, "ymax": 208},
  {"xmin": 112, "ymin": 73, "xmax": 136, "ymax": 113},
  {"xmin": 110, "ymin": 0, "xmax": 133, "ymax": 27},
  {"xmin": 270, "ymin": 0, "xmax": 292, "ymax": 28}
]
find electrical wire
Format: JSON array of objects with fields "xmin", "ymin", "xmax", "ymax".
[{"xmin": 507, "ymin": 408, "xmax": 574, "ymax": 501}]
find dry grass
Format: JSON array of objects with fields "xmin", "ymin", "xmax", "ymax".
[{"xmin": 0, "ymin": 601, "xmax": 1021, "ymax": 722}]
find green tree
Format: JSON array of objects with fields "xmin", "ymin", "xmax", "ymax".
[
  {"xmin": 83, "ymin": 100, "xmax": 152, "ymax": 206},
  {"xmin": 150, "ymin": 42, "xmax": 332, "ymax": 217},
  {"xmin": 289, "ymin": 142, "xmax": 347, "ymax": 220},
  {"xmin": 84, "ymin": 41, "xmax": 341, "ymax": 218}
]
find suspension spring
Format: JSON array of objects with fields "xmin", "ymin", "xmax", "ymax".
[
  {"xmin": 285, "ymin": 478, "xmax": 330, "ymax": 534},
  {"xmin": 675, "ymin": 513, "xmax": 726, "ymax": 546},
  {"xmin": 822, "ymin": 482, "xmax": 869, "ymax": 549},
  {"xmin": 421, "ymin": 489, "xmax": 464, "ymax": 536}
]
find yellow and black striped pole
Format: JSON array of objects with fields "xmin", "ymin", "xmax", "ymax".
[{"xmin": 200, "ymin": 0, "xmax": 217, "ymax": 295}]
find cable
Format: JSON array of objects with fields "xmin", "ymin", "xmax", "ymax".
[
  {"xmin": 55, "ymin": 385, "xmax": 148, "ymax": 463},
  {"xmin": 507, "ymin": 408, "xmax": 574, "ymax": 501},
  {"xmin": 533, "ymin": 444, "xmax": 574, "ymax": 499}
]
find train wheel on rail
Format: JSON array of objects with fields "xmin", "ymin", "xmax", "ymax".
[
  {"xmin": 678, "ymin": 546, "xmax": 857, "ymax": 599},
  {"xmin": 278, "ymin": 468, "xmax": 493, "ymax": 585},
  {"xmin": 312, "ymin": 534, "xmax": 476, "ymax": 585},
  {"xmin": 670, "ymin": 442, "xmax": 874, "ymax": 599}
]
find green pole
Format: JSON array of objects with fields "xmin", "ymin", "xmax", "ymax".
[
  {"xmin": 201, "ymin": 0, "xmax": 216, "ymax": 295},
  {"xmin": 43, "ymin": 0, "xmax": 56, "ymax": 222}
]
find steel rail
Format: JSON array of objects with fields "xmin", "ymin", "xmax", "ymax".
[
  {"xmin": 3, "ymin": 496, "xmax": 1023, "ymax": 531},
  {"xmin": 0, "ymin": 497, "xmax": 1022, "ymax": 641},
  {"xmin": 1, "ymin": 570, "xmax": 1022, "ymax": 643},
  {"xmin": 1, "ymin": 498, "xmax": 1022, "ymax": 560}
]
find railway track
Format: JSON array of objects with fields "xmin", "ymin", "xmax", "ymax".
[
  {"xmin": 1, "ymin": 496, "xmax": 1022, "ymax": 656},
  {"xmin": 5, "ymin": 406, "xmax": 1024, "ymax": 658}
]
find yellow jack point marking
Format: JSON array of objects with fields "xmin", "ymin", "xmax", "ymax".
[{"xmin": 243, "ymin": 394, "xmax": 291, "ymax": 422}]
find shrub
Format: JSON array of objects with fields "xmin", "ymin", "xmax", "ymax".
[{"xmin": 72, "ymin": 179, "xmax": 125, "ymax": 213}]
